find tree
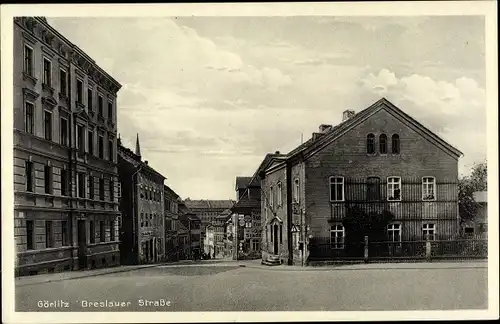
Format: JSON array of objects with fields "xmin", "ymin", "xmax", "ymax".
[{"xmin": 459, "ymin": 160, "xmax": 487, "ymax": 223}]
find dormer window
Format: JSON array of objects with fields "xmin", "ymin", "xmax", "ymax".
[{"xmin": 367, "ymin": 133, "xmax": 375, "ymax": 154}]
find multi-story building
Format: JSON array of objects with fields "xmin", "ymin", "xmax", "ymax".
[
  {"xmin": 183, "ymin": 199, "xmax": 235, "ymax": 252},
  {"xmin": 260, "ymin": 98, "xmax": 463, "ymax": 265},
  {"xmin": 177, "ymin": 200, "xmax": 191, "ymax": 259},
  {"xmin": 204, "ymin": 209, "xmax": 230, "ymax": 258},
  {"xmin": 164, "ymin": 185, "xmax": 180, "ymax": 261},
  {"xmin": 118, "ymin": 135, "xmax": 165, "ymax": 265},
  {"xmin": 179, "ymin": 211, "xmax": 202, "ymax": 259},
  {"xmin": 13, "ymin": 17, "xmax": 122, "ymax": 276}
]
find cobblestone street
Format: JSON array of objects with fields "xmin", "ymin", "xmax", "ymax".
[{"xmin": 15, "ymin": 261, "xmax": 488, "ymax": 312}]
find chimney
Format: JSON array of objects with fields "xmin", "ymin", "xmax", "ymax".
[
  {"xmin": 319, "ymin": 124, "xmax": 333, "ymax": 133},
  {"xmin": 342, "ymin": 109, "xmax": 356, "ymax": 122},
  {"xmin": 275, "ymin": 151, "xmax": 280, "ymax": 154},
  {"xmin": 144, "ymin": 160, "xmax": 148, "ymax": 165},
  {"xmin": 312, "ymin": 132, "xmax": 325, "ymax": 142}
]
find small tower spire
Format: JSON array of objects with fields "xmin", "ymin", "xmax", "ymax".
[{"xmin": 135, "ymin": 133, "xmax": 142, "ymax": 157}]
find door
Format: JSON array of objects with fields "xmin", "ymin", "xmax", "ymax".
[
  {"xmin": 273, "ymin": 224, "xmax": 279, "ymax": 255},
  {"xmin": 77, "ymin": 220, "xmax": 87, "ymax": 269}
]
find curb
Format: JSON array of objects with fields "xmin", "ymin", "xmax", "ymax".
[{"xmin": 16, "ymin": 264, "xmax": 159, "ymax": 287}]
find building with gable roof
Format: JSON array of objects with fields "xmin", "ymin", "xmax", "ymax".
[
  {"xmin": 118, "ymin": 134, "xmax": 166, "ymax": 265},
  {"xmin": 260, "ymin": 98, "xmax": 463, "ymax": 265}
]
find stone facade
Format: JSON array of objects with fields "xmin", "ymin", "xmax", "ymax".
[
  {"xmin": 14, "ymin": 17, "xmax": 122, "ymax": 276},
  {"xmin": 118, "ymin": 137, "xmax": 165, "ymax": 265},
  {"xmin": 261, "ymin": 98, "xmax": 463, "ymax": 266},
  {"xmin": 164, "ymin": 185, "xmax": 180, "ymax": 261}
]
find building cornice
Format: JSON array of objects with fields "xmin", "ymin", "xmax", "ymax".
[{"xmin": 14, "ymin": 17, "xmax": 122, "ymax": 95}]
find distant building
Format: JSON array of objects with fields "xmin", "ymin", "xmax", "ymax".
[
  {"xmin": 164, "ymin": 185, "xmax": 180, "ymax": 261},
  {"xmin": 183, "ymin": 199, "xmax": 235, "ymax": 252},
  {"xmin": 13, "ymin": 17, "xmax": 122, "ymax": 276},
  {"xmin": 260, "ymin": 98, "xmax": 463, "ymax": 265},
  {"xmin": 462, "ymin": 191, "xmax": 488, "ymax": 238},
  {"xmin": 177, "ymin": 200, "xmax": 191, "ymax": 259},
  {"xmin": 179, "ymin": 211, "xmax": 202, "ymax": 258},
  {"xmin": 118, "ymin": 135, "xmax": 165, "ymax": 265}
]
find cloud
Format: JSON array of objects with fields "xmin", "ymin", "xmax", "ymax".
[{"xmin": 360, "ymin": 69, "xmax": 487, "ymax": 175}]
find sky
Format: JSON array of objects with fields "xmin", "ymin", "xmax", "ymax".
[{"xmin": 47, "ymin": 16, "xmax": 487, "ymax": 200}]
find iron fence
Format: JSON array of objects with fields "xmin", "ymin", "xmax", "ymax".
[{"xmin": 308, "ymin": 235, "xmax": 487, "ymax": 262}]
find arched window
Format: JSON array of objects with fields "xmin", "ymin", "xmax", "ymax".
[
  {"xmin": 367, "ymin": 134, "xmax": 375, "ymax": 154},
  {"xmin": 392, "ymin": 134, "xmax": 400, "ymax": 154},
  {"xmin": 379, "ymin": 134, "xmax": 388, "ymax": 154}
]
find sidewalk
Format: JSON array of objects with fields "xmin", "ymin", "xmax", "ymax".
[
  {"xmin": 15, "ymin": 260, "xmax": 196, "ymax": 287},
  {"xmin": 237, "ymin": 259, "xmax": 488, "ymax": 271}
]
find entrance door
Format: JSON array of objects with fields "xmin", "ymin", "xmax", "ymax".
[
  {"xmin": 77, "ymin": 220, "xmax": 87, "ymax": 269},
  {"xmin": 273, "ymin": 224, "xmax": 279, "ymax": 255}
]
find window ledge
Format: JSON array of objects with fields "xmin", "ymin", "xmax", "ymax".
[
  {"xmin": 22, "ymin": 72, "xmax": 37, "ymax": 85},
  {"xmin": 42, "ymin": 83, "xmax": 55, "ymax": 95}
]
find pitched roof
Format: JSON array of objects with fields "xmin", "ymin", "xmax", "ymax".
[
  {"xmin": 235, "ymin": 177, "xmax": 252, "ymax": 190},
  {"xmin": 163, "ymin": 184, "xmax": 179, "ymax": 199},
  {"xmin": 287, "ymin": 97, "xmax": 463, "ymax": 161},
  {"xmin": 184, "ymin": 200, "xmax": 235, "ymax": 209},
  {"xmin": 473, "ymin": 191, "xmax": 487, "ymax": 203}
]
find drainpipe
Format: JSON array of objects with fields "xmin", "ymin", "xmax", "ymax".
[
  {"xmin": 131, "ymin": 164, "xmax": 144, "ymax": 264},
  {"xmin": 286, "ymin": 159, "xmax": 293, "ymax": 266},
  {"xmin": 68, "ymin": 63, "xmax": 74, "ymax": 269}
]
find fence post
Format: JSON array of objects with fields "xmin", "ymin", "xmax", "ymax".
[{"xmin": 364, "ymin": 236, "xmax": 369, "ymax": 263}]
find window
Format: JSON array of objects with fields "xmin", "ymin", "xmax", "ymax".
[
  {"xmin": 464, "ymin": 227, "xmax": 474, "ymax": 237},
  {"xmin": 329, "ymin": 177, "xmax": 344, "ymax": 202},
  {"xmin": 110, "ymin": 221, "xmax": 115, "ymax": 241},
  {"xmin": 25, "ymin": 161, "xmax": 34, "ymax": 192},
  {"xmin": 77, "ymin": 172, "xmax": 86, "ymax": 198},
  {"xmin": 269, "ymin": 186, "xmax": 273, "ymax": 207},
  {"xmin": 76, "ymin": 79, "xmax": 83, "ymax": 104},
  {"xmin": 330, "ymin": 225, "xmax": 345, "ymax": 249},
  {"xmin": 88, "ymin": 176, "xmax": 94, "ymax": 200},
  {"xmin": 77, "ymin": 124, "xmax": 85, "ymax": 153},
  {"xmin": 423, "ymin": 223, "xmax": 436, "ymax": 241},
  {"xmin": 89, "ymin": 221, "xmax": 95, "ymax": 244},
  {"xmin": 44, "ymin": 165, "xmax": 52, "ymax": 194},
  {"xmin": 100, "ymin": 221, "xmax": 106, "ymax": 242},
  {"xmin": 251, "ymin": 239, "xmax": 260, "ymax": 251},
  {"xmin": 87, "ymin": 89, "xmax": 93, "ymax": 111},
  {"xmin": 99, "ymin": 178, "xmax": 105, "ymax": 200},
  {"xmin": 26, "ymin": 220, "xmax": 34, "ymax": 250},
  {"xmin": 88, "ymin": 130, "xmax": 94, "ymax": 155},
  {"xmin": 43, "ymin": 58, "xmax": 52, "ymax": 86},
  {"xmin": 387, "ymin": 177, "xmax": 401, "ymax": 201},
  {"xmin": 366, "ymin": 177, "xmax": 381, "ymax": 201},
  {"xmin": 108, "ymin": 101, "xmax": 113, "ymax": 120},
  {"xmin": 392, "ymin": 134, "xmax": 400, "ymax": 154},
  {"xmin": 60, "ymin": 117, "xmax": 68, "ymax": 146},
  {"xmin": 422, "ymin": 177, "xmax": 436, "ymax": 201},
  {"xmin": 387, "ymin": 223, "xmax": 401, "ymax": 242},
  {"xmin": 109, "ymin": 180, "xmax": 114, "ymax": 201},
  {"xmin": 24, "ymin": 45, "xmax": 34, "ymax": 76},
  {"xmin": 293, "ymin": 178, "xmax": 300, "ymax": 203},
  {"xmin": 269, "ymin": 225, "xmax": 273, "ymax": 242},
  {"xmin": 98, "ymin": 135, "xmax": 104, "ymax": 159},
  {"xmin": 117, "ymin": 182, "xmax": 122, "ymax": 199},
  {"xmin": 61, "ymin": 169, "xmax": 68, "ymax": 196},
  {"xmin": 277, "ymin": 182, "xmax": 282, "ymax": 206},
  {"xmin": 108, "ymin": 139, "xmax": 114, "ymax": 161},
  {"xmin": 98, "ymin": 95, "xmax": 104, "ymax": 117},
  {"xmin": 140, "ymin": 213, "xmax": 144, "ymax": 227},
  {"xmin": 379, "ymin": 134, "xmax": 388, "ymax": 154},
  {"xmin": 45, "ymin": 221, "xmax": 53, "ymax": 248},
  {"xmin": 61, "ymin": 221, "xmax": 69, "ymax": 246},
  {"xmin": 44, "ymin": 111, "xmax": 52, "ymax": 141},
  {"xmin": 59, "ymin": 69, "xmax": 67, "ymax": 96},
  {"xmin": 25, "ymin": 102, "xmax": 35, "ymax": 134},
  {"xmin": 367, "ymin": 133, "xmax": 375, "ymax": 154}
]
